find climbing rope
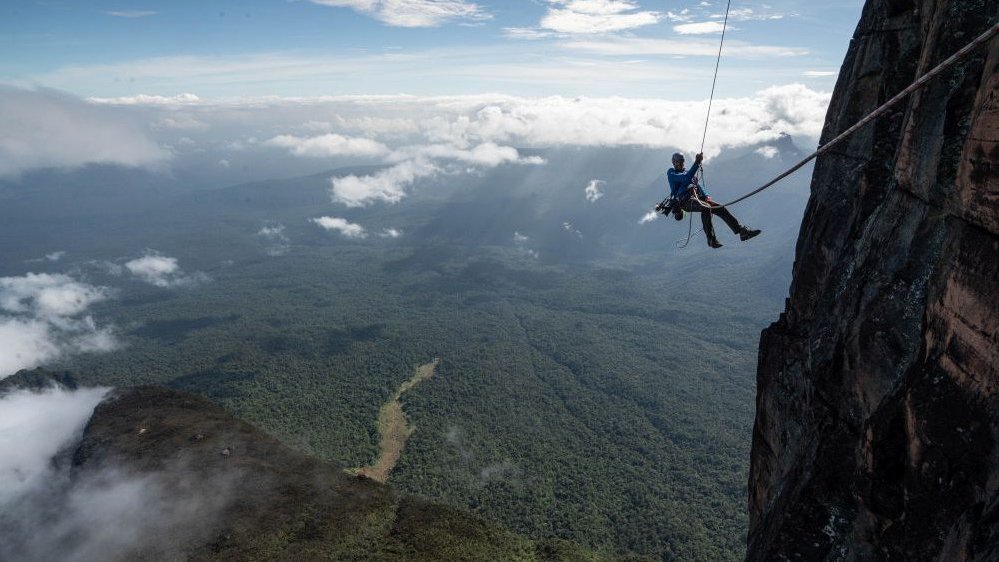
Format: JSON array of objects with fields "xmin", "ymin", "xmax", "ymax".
[{"xmin": 700, "ymin": 0, "xmax": 733, "ymax": 156}]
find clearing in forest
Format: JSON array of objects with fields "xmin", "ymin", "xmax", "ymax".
[{"xmin": 353, "ymin": 358, "xmax": 439, "ymax": 483}]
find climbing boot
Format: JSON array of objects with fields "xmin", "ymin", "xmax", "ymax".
[
  {"xmin": 707, "ymin": 237, "xmax": 723, "ymax": 249},
  {"xmin": 739, "ymin": 227, "xmax": 761, "ymax": 241}
]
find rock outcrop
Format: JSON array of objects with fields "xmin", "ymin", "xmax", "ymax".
[
  {"xmin": 748, "ymin": 1, "xmax": 998, "ymax": 560},
  {"xmin": 4, "ymin": 382, "xmax": 626, "ymax": 562}
]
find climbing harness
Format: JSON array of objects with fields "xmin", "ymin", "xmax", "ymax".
[{"xmin": 657, "ymin": 17, "xmax": 999, "ymax": 243}]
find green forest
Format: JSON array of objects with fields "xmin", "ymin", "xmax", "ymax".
[
  {"xmin": 2, "ymin": 151, "xmax": 802, "ymax": 561},
  {"xmin": 57, "ymin": 242, "xmax": 771, "ymax": 561}
]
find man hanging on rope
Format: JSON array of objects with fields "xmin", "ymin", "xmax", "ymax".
[{"xmin": 667, "ymin": 152, "xmax": 760, "ymax": 249}]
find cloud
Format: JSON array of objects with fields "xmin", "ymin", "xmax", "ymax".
[
  {"xmin": 392, "ymin": 142, "xmax": 544, "ymax": 166},
  {"xmin": 639, "ymin": 210, "xmax": 658, "ymax": 224},
  {"xmin": 311, "ymin": 216, "xmax": 368, "ymax": 238},
  {"xmin": 264, "ymin": 133, "xmax": 390, "ymax": 158},
  {"xmin": 379, "ymin": 228, "xmax": 403, "ymax": 238},
  {"xmin": 0, "ymin": 273, "xmax": 116, "ymax": 378},
  {"xmin": 673, "ymin": 21, "xmax": 732, "ymax": 34},
  {"xmin": 331, "ymin": 159, "xmax": 438, "ymax": 207},
  {"xmin": 25, "ymin": 251, "xmax": 67, "ymax": 264},
  {"xmin": 512, "ymin": 231, "xmax": 539, "ymax": 258},
  {"xmin": 0, "ymin": 87, "xmax": 168, "ymax": 177},
  {"xmin": 714, "ymin": 7, "xmax": 786, "ymax": 21},
  {"xmin": 307, "ymin": 0, "xmax": 490, "ymax": 27},
  {"xmin": 123, "ymin": 253, "xmax": 206, "ymax": 288},
  {"xmin": 151, "ymin": 113, "xmax": 208, "ymax": 131},
  {"xmin": 666, "ymin": 9, "xmax": 693, "ymax": 22},
  {"xmin": 755, "ymin": 146, "xmax": 778, "ymax": 158},
  {"xmin": 77, "ymin": 86, "xmax": 831, "ymax": 164},
  {"xmin": 539, "ymin": 0, "xmax": 662, "ymax": 34},
  {"xmin": 89, "ymin": 93, "xmax": 202, "ymax": 106},
  {"xmin": 562, "ymin": 221, "xmax": 583, "ymax": 238},
  {"xmin": 584, "ymin": 179, "xmax": 605, "ymax": 202},
  {"xmin": 0, "ymin": 386, "xmax": 110, "ymax": 505},
  {"xmin": 320, "ymin": 141, "xmax": 541, "ymax": 206},
  {"xmin": 0, "ymin": 387, "xmax": 235, "ymax": 562},
  {"xmin": 561, "ymin": 36, "xmax": 806, "ymax": 57},
  {"xmin": 257, "ymin": 224, "xmax": 290, "ymax": 256},
  {"xmin": 803, "ymin": 70, "xmax": 836, "ymax": 77},
  {"xmin": 103, "ymin": 10, "xmax": 158, "ymax": 17},
  {"xmin": 0, "ymin": 273, "xmax": 109, "ymax": 318}
]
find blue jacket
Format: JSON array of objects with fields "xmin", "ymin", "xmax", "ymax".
[{"xmin": 667, "ymin": 161, "xmax": 703, "ymax": 200}]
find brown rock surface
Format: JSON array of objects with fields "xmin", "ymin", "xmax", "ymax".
[{"xmin": 748, "ymin": 1, "xmax": 999, "ymax": 560}]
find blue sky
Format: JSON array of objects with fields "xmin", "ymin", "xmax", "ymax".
[{"xmin": 1, "ymin": 0, "xmax": 864, "ymax": 98}]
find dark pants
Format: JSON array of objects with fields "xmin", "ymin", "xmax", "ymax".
[{"xmin": 681, "ymin": 195, "xmax": 742, "ymax": 242}]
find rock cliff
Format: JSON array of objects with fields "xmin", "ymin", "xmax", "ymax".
[{"xmin": 748, "ymin": 1, "xmax": 998, "ymax": 560}]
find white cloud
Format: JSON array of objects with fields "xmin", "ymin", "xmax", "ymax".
[
  {"xmin": 123, "ymin": 253, "xmax": 205, "ymax": 288},
  {"xmin": 264, "ymin": 133, "xmax": 390, "ymax": 158},
  {"xmin": 331, "ymin": 159, "xmax": 438, "ymax": 207},
  {"xmin": 561, "ymin": 36, "xmax": 806, "ymax": 57},
  {"xmin": 0, "ymin": 386, "xmax": 110, "ymax": 506},
  {"xmin": 89, "ymin": 93, "xmax": 201, "ymax": 106},
  {"xmin": 803, "ymin": 70, "xmax": 836, "ymax": 77},
  {"xmin": 562, "ymin": 221, "xmax": 583, "ymax": 238},
  {"xmin": 392, "ymin": 142, "xmax": 542, "ymax": 166},
  {"xmin": 639, "ymin": 210, "xmax": 658, "ymax": 224},
  {"xmin": 673, "ymin": 21, "xmax": 732, "ymax": 34},
  {"xmin": 307, "ymin": 0, "xmax": 490, "ymax": 27},
  {"xmin": 539, "ymin": 0, "xmax": 662, "ymax": 34},
  {"xmin": 258, "ymin": 225, "xmax": 287, "ymax": 239},
  {"xmin": 151, "ymin": 113, "xmax": 208, "ymax": 131},
  {"xmin": 0, "ymin": 274, "xmax": 117, "ymax": 377},
  {"xmin": 217, "ymin": 159, "xmax": 230, "ymax": 168},
  {"xmin": 323, "ymin": 141, "xmax": 542, "ymax": 206},
  {"xmin": 103, "ymin": 10, "xmax": 157, "ymax": 17},
  {"xmin": 584, "ymin": 179, "xmax": 605, "ymax": 202},
  {"xmin": 0, "ymin": 387, "xmax": 236, "ymax": 562},
  {"xmin": 0, "ymin": 273, "xmax": 109, "ymax": 319},
  {"xmin": 26, "ymin": 251, "xmax": 67, "ymax": 264},
  {"xmin": 666, "ymin": 9, "xmax": 692, "ymax": 22},
  {"xmin": 257, "ymin": 224, "xmax": 290, "ymax": 255},
  {"xmin": 311, "ymin": 216, "xmax": 368, "ymax": 238},
  {"xmin": 714, "ymin": 7, "xmax": 786, "ymax": 21},
  {"xmin": 755, "ymin": 145, "xmax": 779, "ymax": 158},
  {"xmin": 0, "ymin": 87, "xmax": 168, "ymax": 177},
  {"xmin": 512, "ymin": 232, "xmax": 539, "ymax": 258},
  {"xmin": 379, "ymin": 228, "xmax": 403, "ymax": 238}
]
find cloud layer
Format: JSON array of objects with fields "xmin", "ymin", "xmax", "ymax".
[{"xmin": 0, "ymin": 87, "xmax": 168, "ymax": 177}]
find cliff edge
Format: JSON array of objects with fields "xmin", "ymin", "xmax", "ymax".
[{"xmin": 748, "ymin": 1, "xmax": 998, "ymax": 560}]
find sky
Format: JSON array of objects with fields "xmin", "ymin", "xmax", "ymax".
[
  {"xmin": 0, "ymin": 1, "xmax": 867, "ymax": 236},
  {"xmin": 1, "ymin": 0, "xmax": 865, "ymax": 98}
]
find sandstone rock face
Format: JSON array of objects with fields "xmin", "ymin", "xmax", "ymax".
[{"xmin": 748, "ymin": 1, "xmax": 999, "ymax": 560}]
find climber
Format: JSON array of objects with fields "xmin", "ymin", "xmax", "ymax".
[{"xmin": 667, "ymin": 152, "xmax": 761, "ymax": 248}]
